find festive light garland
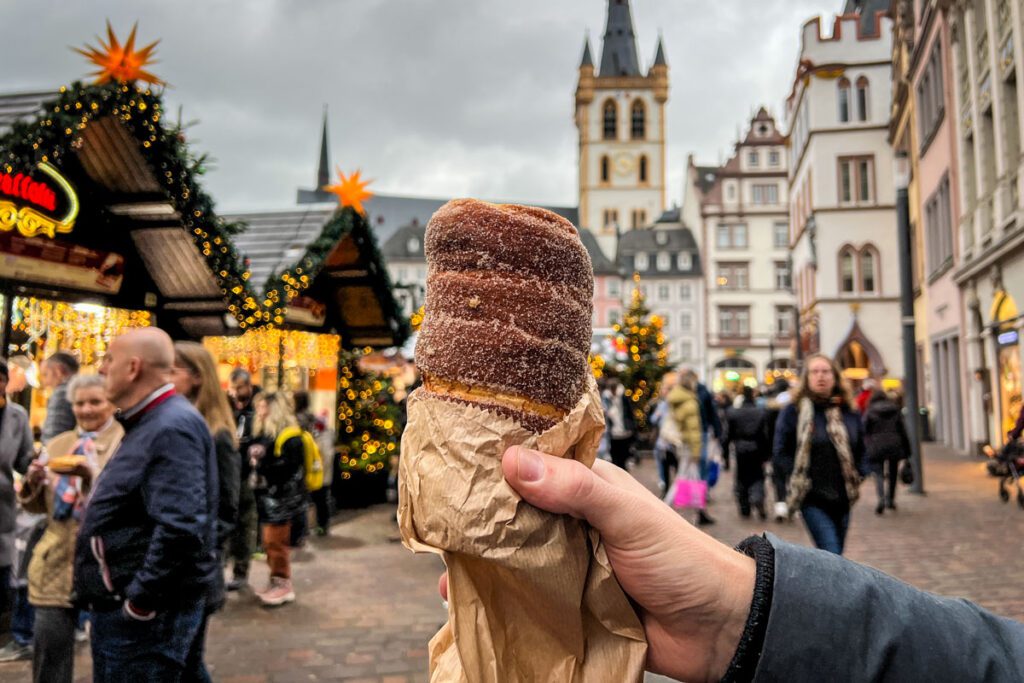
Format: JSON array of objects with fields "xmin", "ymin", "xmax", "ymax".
[
  {"xmin": 10, "ymin": 297, "xmax": 151, "ymax": 365},
  {"xmin": 203, "ymin": 329, "xmax": 340, "ymax": 375}
]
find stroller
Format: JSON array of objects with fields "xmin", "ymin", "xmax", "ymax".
[{"xmin": 984, "ymin": 441, "xmax": 1024, "ymax": 509}]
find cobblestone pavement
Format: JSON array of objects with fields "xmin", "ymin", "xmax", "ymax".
[{"xmin": 1, "ymin": 443, "xmax": 1021, "ymax": 682}]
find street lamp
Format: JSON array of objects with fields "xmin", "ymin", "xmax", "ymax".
[{"xmin": 895, "ymin": 151, "xmax": 924, "ymax": 494}]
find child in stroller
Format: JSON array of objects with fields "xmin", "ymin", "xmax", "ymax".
[{"xmin": 984, "ymin": 440, "xmax": 1024, "ymax": 509}]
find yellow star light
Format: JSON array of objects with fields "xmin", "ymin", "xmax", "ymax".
[
  {"xmin": 323, "ymin": 167, "xmax": 373, "ymax": 214},
  {"xmin": 74, "ymin": 21, "xmax": 164, "ymax": 86}
]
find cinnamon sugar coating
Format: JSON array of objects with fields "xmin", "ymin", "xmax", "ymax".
[{"xmin": 415, "ymin": 199, "xmax": 594, "ymax": 428}]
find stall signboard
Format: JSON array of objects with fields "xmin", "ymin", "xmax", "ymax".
[
  {"xmin": 0, "ymin": 231, "xmax": 125, "ymax": 294},
  {"xmin": 0, "ymin": 162, "xmax": 79, "ymax": 239}
]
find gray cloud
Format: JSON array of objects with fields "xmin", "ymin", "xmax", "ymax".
[{"xmin": 3, "ymin": 0, "xmax": 839, "ymax": 212}]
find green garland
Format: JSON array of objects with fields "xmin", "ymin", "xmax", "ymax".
[{"xmin": 336, "ymin": 348, "xmax": 402, "ymax": 475}]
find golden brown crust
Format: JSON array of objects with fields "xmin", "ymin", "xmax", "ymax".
[{"xmin": 415, "ymin": 199, "xmax": 593, "ymax": 431}]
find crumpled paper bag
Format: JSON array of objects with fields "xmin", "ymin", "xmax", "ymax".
[{"xmin": 398, "ymin": 376, "xmax": 647, "ymax": 682}]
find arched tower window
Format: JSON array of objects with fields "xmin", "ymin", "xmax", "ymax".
[
  {"xmin": 860, "ymin": 245, "xmax": 878, "ymax": 292},
  {"xmin": 600, "ymin": 155, "xmax": 610, "ymax": 183},
  {"xmin": 840, "ymin": 247, "xmax": 856, "ymax": 293},
  {"xmin": 631, "ymin": 99, "xmax": 646, "ymax": 139},
  {"xmin": 837, "ymin": 77, "xmax": 851, "ymax": 123},
  {"xmin": 639, "ymin": 155, "xmax": 648, "ymax": 183},
  {"xmin": 856, "ymin": 76, "xmax": 870, "ymax": 122},
  {"xmin": 603, "ymin": 99, "xmax": 617, "ymax": 140}
]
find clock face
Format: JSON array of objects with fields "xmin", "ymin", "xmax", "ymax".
[{"xmin": 614, "ymin": 153, "xmax": 636, "ymax": 176}]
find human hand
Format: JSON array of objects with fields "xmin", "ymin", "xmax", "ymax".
[
  {"xmin": 439, "ymin": 446, "xmax": 755, "ymax": 682},
  {"xmin": 25, "ymin": 459, "xmax": 47, "ymax": 487}
]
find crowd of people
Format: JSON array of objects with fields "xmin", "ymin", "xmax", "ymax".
[
  {"xmin": 0, "ymin": 329, "xmax": 332, "ymax": 681},
  {"xmin": 600, "ymin": 353, "xmax": 914, "ymax": 556}
]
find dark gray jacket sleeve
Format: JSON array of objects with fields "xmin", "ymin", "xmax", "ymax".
[{"xmin": 754, "ymin": 534, "xmax": 1024, "ymax": 681}]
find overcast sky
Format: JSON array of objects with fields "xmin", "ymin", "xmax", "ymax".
[{"xmin": 4, "ymin": 0, "xmax": 840, "ymax": 212}]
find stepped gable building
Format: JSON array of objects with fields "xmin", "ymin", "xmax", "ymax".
[
  {"xmin": 691, "ymin": 109, "xmax": 797, "ymax": 392},
  {"xmin": 785, "ymin": 5, "xmax": 903, "ymax": 385},
  {"xmin": 575, "ymin": 0, "xmax": 668, "ymax": 260}
]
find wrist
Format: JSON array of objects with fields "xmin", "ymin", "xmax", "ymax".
[{"xmin": 709, "ymin": 550, "xmax": 757, "ymax": 680}]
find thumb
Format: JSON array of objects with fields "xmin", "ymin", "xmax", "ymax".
[{"xmin": 501, "ymin": 447, "xmax": 638, "ymax": 542}]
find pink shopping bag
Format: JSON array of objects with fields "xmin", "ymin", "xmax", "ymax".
[{"xmin": 673, "ymin": 478, "xmax": 707, "ymax": 509}]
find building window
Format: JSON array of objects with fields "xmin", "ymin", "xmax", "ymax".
[
  {"xmin": 773, "ymin": 221, "xmax": 789, "ymax": 248},
  {"xmin": 657, "ymin": 284, "xmax": 670, "ymax": 301},
  {"xmin": 752, "ymin": 184, "xmax": 779, "ymax": 205},
  {"xmin": 677, "ymin": 252, "xmax": 692, "ymax": 270},
  {"xmin": 656, "ymin": 252, "xmax": 671, "ymax": 271},
  {"xmin": 680, "ymin": 341, "xmax": 693, "ymax": 359},
  {"xmin": 838, "ymin": 77, "xmax": 851, "ymax": 123},
  {"xmin": 634, "ymin": 251, "xmax": 649, "ymax": 271},
  {"xmin": 748, "ymin": 150, "xmax": 759, "ymax": 167},
  {"xmin": 660, "ymin": 313, "xmax": 670, "ymax": 330},
  {"xmin": 719, "ymin": 306, "xmax": 751, "ymax": 338},
  {"xmin": 838, "ymin": 156, "xmax": 875, "ymax": 205},
  {"xmin": 768, "ymin": 150, "xmax": 780, "ymax": 166},
  {"xmin": 774, "ymin": 261, "xmax": 792, "ymax": 290},
  {"xmin": 717, "ymin": 262, "xmax": 749, "ymax": 290},
  {"xmin": 861, "ymin": 247, "xmax": 877, "ymax": 293},
  {"xmin": 608, "ymin": 278, "xmax": 621, "ymax": 298},
  {"xmin": 395, "ymin": 267, "xmax": 407, "ymax": 283},
  {"xmin": 631, "ymin": 99, "xmax": 646, "ymax": 139},
  {"xmin": 717, "ymin": 224, "xmax": 747, "ymax": 248},
  {"xmin": 603, "ymin": 209, "xmax": 619, "ymax": 229},
  {"xmin": 840, "ymin": 248, "xmax": 856, "ymax": 293},
  {"xmin": 775, "ymin": 306, "xmax": 794, "ymax": 337},
  {"xmin": 603, "ymin": 99, "xmax": 617, "ymax": 140},
  {"xmin": 917, "ymin": 41, "xmax": 946, "ymax": 150},
  {"xmin": 639, "ymin": 155, "xmax": 648, "ymax": 183},
  {"xmin": 600, "ymin": 155, "xmax": 610, "ymax": 183},
  {"xmin": 608, "ymin": 309, "xmax": 620, "ymax": 326},
  {"xmin": 726, "ymin": 183, "xmax": 736, "ymax": 200},
  {"xmin": 680, "ymin": 312, "xmax": 692, "ymax": 331},
  {"xmin": 680, "ymin": 283, "xmax": 692, "ymax": 300},
  {"xmin": 855, "ymin": 76, "xmax": 870, "ymax": 122},
  {"xmin": 631, "ymin": 209, "xmax": 647, "ymax": 229},
  {"xmin": 639, "ymin": 285, "xmax": 648, "ymax": 299},
  {"xmin": 925, "ymin": 175, "xmax": 954, "ymax": 275}
]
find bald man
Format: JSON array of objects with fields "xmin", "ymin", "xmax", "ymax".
[{"xmin": 74, "ymin": 328, "xmax": 219, "ymax": 681}]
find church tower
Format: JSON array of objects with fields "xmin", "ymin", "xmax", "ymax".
[{"xmin": 576, "ymin": 0, "xmax": 668, "ymax": 259}]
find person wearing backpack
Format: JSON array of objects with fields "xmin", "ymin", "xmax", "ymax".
[{"xmin": 249, "ymin": 393, "xmax": 307, "ymax": 607}]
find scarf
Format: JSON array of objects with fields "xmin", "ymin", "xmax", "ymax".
[
  {"xmin": 52, "ymin": 431, "xmax": 99, "ymax": 521},
  {"xmin": 786, "ymin": 396, "xmax": 861, "ymax": 516}
]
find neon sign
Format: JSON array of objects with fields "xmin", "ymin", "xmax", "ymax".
[{"xmin": 0, "ymin": 162, "xmax": 79, "ymax": 239}]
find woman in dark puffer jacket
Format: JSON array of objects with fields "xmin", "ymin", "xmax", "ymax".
[{"xmin": 863, "ymin": 388, "xmax": 910, "ymax": 515}]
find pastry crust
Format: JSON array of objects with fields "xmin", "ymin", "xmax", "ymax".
[
  {"xmin": 47, "ymin": 454, "xmax": 86, "ymax": 474},
  {"xmin": 415, "ymin": 199, "xmax": 593, "ymax": 431}
]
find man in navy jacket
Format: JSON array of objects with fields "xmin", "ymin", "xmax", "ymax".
[{"xmin": 74, "ymin": 328, "xmax": 218, "ymax": 680}]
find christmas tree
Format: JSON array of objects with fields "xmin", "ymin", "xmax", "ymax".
[
  {"xmin": 336, "ymin": 349, "xmax": 402, "ymax": 479},
  {"xmin": 612, "ymin": 274, "xmax": 671, "ymax": 430}
]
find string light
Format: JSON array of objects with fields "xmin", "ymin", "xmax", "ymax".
[
  {"xmin": 336, "ymin": 349, "xmax": 400, "ymax": 478},
  {"xmin": 11, "ymin": 297, "xmax": 151, "ymax": 365}
]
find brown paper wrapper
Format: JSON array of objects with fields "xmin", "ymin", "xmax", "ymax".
[{"xmin": 398, "ymin": 376, "xmax": 647, "ymax": 682}]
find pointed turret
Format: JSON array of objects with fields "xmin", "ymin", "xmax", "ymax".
[
  {"xmin": 317, "ymin": 105, "xmax": 330, "ymax": 190},
  {"xmin": 580, "ymin": 35, "xmax": 594, "ymax": 69},
  {"xmin": 599, "ymin": 0, "xmax": 641, "ymax": 77},
  {"xmin": 652, "ymin": 36, "xmax": 667, "ymax": 67}
]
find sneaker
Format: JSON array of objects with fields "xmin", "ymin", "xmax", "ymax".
[
  {"xmin": 226, "ymin": 576, "xmax": 248, "ymax": 592},
  {"xmin": 251, "ymin": 550, "xmax": 267, "ymax": 562},
  {"xmin": 74, "ymin": 628, "xmax": 88, "ymax": 644},
  {"xmin": 696, "ymin": 510, "xmax": 716, "ymax": 526},
  {"xmin": 773, "ymin": 501, "xmax": 788, "ymax": 522},
  {"xmin": 258, "ymin": 578, "xmax": 295, "ymax": 607},
  {"xmin": 875, "ymin": 502, "xmax": 885, "ymax": 515},
  {"xmin": 0, "ymin": 641, "xmax": 31, "ymax": 662}
]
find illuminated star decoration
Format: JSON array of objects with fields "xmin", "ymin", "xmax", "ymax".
[
  {"xmin": 74, "ymin": 21, "xmax": 164, "ymax": 86},
  {"xmin": 323, "ymin": 167, "xmax": 373, "ymax": 214}
]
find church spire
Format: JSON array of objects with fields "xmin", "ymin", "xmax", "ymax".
[
  {"xmin": 653, "ymin": 36, "xmax": 667, "ymax": 67},
  {"xmin": 599, "ymin": 0, "xmax": 641, "ymax": 77},
  {"xmin": 317, "ymin": 105, "xmax": 330, "ymax": 190}
]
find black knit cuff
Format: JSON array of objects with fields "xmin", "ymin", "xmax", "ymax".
[{"xmin": 721, "ymin": 535, "xmax": 775, "ymax": 683}]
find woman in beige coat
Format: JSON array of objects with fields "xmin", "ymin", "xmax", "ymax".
[{"xmin": 19, "ymin": 374, "xmax": 123, "ymax": 683}]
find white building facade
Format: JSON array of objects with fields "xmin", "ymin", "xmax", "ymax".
[
  {"xmin": 695, "ymin": 109, "xmax": 797, "ymax": 392},
  {"xmin": 786, "ymin": 9, "xmax": 904, "ymax": 385}
]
